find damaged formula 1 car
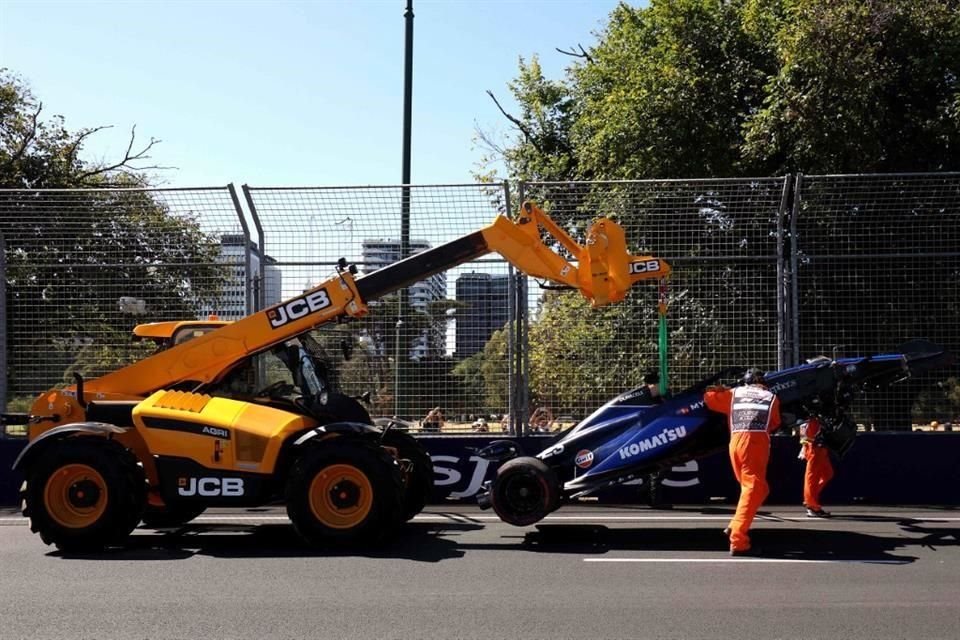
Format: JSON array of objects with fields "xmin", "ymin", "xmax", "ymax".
[{"xmin": 476, "ymin": 340, "xmax": 952, "ymax": 526}]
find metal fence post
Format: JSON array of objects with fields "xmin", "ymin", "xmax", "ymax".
[
  {"xmin": 227, "ymin": 184, "xmax": 254, "ymax": 316},
  {"xmin": 0, "ymin": 231, "xmax": 6, "ymax": 417},
  {"xmin": 790, "ymin": 174, "xmax": 803, "ymax": 366},
  {"xmin": 241, "ymin": 185, "xmax": 267, "ymax": 312},
  {"xmin": 776, "ymin": 175, "xmax": 792, "ymax": 370},
  {"xmin": 502, "ymin": 181, "xmax": 515, "ymax": 434},
  {"xmin": 515, "ymin": 182, "xmax": 531, "ymax": 435}
]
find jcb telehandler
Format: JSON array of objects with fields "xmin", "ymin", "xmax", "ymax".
[{"xmin": 11, "ymin": 202, "xmax": 670, "ymax": 550}]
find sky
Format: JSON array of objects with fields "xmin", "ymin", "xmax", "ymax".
[{"xmin": 1, "ymin": 0, "xmax": 627, "ymax": 188}]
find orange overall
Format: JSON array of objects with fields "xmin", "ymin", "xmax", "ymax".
[
  {"xmin": 705, "ymin": 384, "xmax": 781, "ymax": 552},
  {"xmin": 801, "ymin": 417, "xmax": 834, "ymax": 511}
]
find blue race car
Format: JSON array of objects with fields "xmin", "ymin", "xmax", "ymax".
[{"xmin": 476, "ymin": 340, "xmax": 952, "ymax": 526}]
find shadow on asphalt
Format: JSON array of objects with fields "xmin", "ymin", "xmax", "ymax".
[
  {"xmin": 522, "ymin": 522, "xmax": 960, "ymax": 563},
  {"xmin": 49, "ymin": 521, "xmax": 480, "ymax": 563}
]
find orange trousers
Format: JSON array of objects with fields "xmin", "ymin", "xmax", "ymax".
[
  {"xmin": 727, "ymin": 432, "xmax": 770, "ymax": 551},
  {"xmin": 803, "ymin": 445, "xmax": 834, "ymax": 511}
]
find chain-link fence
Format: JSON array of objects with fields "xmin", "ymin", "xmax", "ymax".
[
  {"xmin": 2, "ymin": 175, "xmax": 957, "ymax": 435},
  {"xmin": 522, "ymin": 178, "xmax": 789, "ymax": 426},
  {"xmin": 0, "ymin": 186, "xmax": 249, "ymax": 413},
  {"xmin": 792, "ymin": 173, "xmax": 960, "ymax": 430},
  {"xmin": 242, "ymin": 183, "xmax": 516, "ymax": 433}
]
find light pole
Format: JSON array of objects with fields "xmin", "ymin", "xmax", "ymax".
[{"xmin": 394, "ymin": 319, "xmax": 403, "ymax": 417}]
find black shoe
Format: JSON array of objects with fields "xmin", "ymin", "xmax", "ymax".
[
  {"xmin": 729, "ymin": 546, "xmax": 754, "ymax": 557},
  {"xmin": 806, "ymin": 507, "xmax": 831, "ymax": 518}
]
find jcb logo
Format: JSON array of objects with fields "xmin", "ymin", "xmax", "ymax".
[
  {"xmin": 267, "ymin": 289, "xmax": 332, "ymax": 329},
  {"xmin": 629, "ymin": 260, "xmax": 661, "ymax": 275},
  {"xmin": 178, "ymin": 477, "xmax": 245, "ymax": 497}
]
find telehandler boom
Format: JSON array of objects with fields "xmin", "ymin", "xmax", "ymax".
[{"xmin": 13, "ymin": 201, "xmax": 669, "ymax": 550}]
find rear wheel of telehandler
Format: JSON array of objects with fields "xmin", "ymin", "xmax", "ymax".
[
  {"xmin": 286, "ymin": 440, "xmax": 403, "ymax": 546},
  {"xmin": 490, "ymin": 456, "xmax": 561, "ymax": 527},
  {"xmin": 140, "ymin": 504, "xmax": 207, "ymax": 529},
  {"xmin": 380, "ymin": 429, "xmax": 433, "ymax": 521},
  {"xmin": 21, "ymin": 437, "xmax": 146, "ymax": 551}
]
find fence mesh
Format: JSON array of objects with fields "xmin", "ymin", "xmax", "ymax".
[
  {"xmin": 793, "ymin": 173, "xmax": 960, "ymax": 430},
  {"xmin": 0, "ymin": 187, "xmax": 246, "ymax": 407},
  {"xmin": 2, "ymin": 176, "xmax": 957, "ymax": 435},
  {"xmin": 522, "ymin": 178, "xmax": 789, "ymax": 426},
  {"xmin": 242, "ymin": 184, "xmax": 514, "ymax": 433}
]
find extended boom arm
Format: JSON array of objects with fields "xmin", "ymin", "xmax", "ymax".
[{"xmin": 82, "ymin": 201, "xmax": 669, "ymax": 398}]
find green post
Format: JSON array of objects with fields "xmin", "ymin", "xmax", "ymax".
[{"xmin": 658, "ymin": 278, "xmax": 669, "ymax": 395}]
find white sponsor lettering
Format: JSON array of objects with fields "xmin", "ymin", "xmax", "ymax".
[
  {"xmin": 623, "ymin": 460, "xmax": 700, "ymax": 487},
  {"xmin": 268, "ymin": 289, "xmax": 332, "ymax": 328},
  {"xmin": 619, "ymin": 426, "xmax": 688, "ymax": 459},
  {"xmin": 178, "ymin": 477, "xmax": 245, "ymax": 497},
  {"xmin": 202, "ymin": 426, "xmax": 229, "ymax": 438},
  {"xmin": 628, "ymin": 260, "xmax": 661, "ymax": 275}
]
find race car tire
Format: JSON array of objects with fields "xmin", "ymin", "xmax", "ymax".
[{"xmin": 490, "ymin": 456, "xmax": 561, "ymax": 527}]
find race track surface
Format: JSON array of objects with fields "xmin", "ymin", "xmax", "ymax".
[{"xmin": 1, "ymin": 504, "xmax": 958, "ymax": 639}]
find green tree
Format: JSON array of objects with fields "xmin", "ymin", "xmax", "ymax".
[
  {"xmin": 1, "ymin": 71, "xmax": 226, "ymax": 395},
  {"xmin": 743, "ymin": 1, "xmax": 960, "ymax": 174}
]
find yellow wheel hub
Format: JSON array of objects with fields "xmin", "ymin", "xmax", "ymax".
[
  {"xmin": 308, "ymin": 463, "xmax": 373, "ymax": 529},
  {"xmin": 43, "ymin": 463, "xmax": 108, "ymax": 529}
]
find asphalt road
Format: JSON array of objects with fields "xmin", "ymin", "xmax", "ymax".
[{"xmin": 1, "ymin": 504, "xmax": 958, "ymax": 640}]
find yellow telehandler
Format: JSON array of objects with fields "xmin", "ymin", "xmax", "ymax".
[{"xmin": 12, "ymin": 202, "xmax": 669, "ymax": 550}]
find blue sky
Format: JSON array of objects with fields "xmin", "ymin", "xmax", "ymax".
[{"xmin": 1, "ymin": 0, "xmax": 626, "ymax": 188}]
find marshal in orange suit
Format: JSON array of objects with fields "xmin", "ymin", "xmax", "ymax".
[{"xmin": 704, "ymin": 368, "xmax": 782, "ymax": 555}]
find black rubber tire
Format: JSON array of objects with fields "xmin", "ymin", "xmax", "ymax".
[
  {"xmin": 21, "ymin": 437, "xmax": 146, "ymax": 551},
  {"xmin": 140, "ymin": 504, "xmax": 207, "ymax": 529},
  {"xmin": 380, "ymin": 429, "xmax": 433, "ymax": 521},
  {"xmin": 285, "ymin": 439, "xmax": 403, "ymax": 546},
  {"xmin": 490, "ymin": 456, "xmax": 561, "ymax": 527}
]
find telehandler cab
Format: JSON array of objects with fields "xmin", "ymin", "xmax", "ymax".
[{"xmin": 12, "ymin": 201, "xmax": 670, "ymax": 550}]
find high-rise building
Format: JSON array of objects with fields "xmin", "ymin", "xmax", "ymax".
[
  {"xmin": 455, "ymin": 272, "xmax": 510, "ymax": 358},
  {"xmin": 201, "ymin": 234, "xmax": 282, "ymax": 320},
  {"xmin": 361, "ymin": 239, "xmax": 446, "ymax": 359}
]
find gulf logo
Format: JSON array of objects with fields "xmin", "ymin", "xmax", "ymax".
[{"xmin": 575, "ymin": 449, "xmax": 594, "ymax": 469}]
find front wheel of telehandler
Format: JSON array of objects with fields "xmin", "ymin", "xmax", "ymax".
[
  {"xmin": 21, "ymin": 437, "xmax": 146, "ymax": 551},
  {"xmin": 285, "ymin": 440, "xmax": 403, "ymax": 546}
]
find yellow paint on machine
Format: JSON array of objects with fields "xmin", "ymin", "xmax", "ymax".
[{"xmin": 134, "ymin": 390, "xmax": 312, "ymax": 473}]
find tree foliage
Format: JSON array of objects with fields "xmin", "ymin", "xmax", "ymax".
[
  {"xmin": 472, "ymin": 0, "xmax": 960, "ymax": 424},
  {"xmin": 1, "ymin": 70, "xmax": 225, "ymax": 394},
  {"xmin": 479, "ymin": 0, "xmax": 960, "ymax": 182}
]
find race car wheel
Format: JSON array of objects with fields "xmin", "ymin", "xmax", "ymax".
[
  {"xmin": 490, "ymin": 456, "xmax": 561, "ymax": 527},
  {"xmin": 380, "ymin": 429, "xmax": 433, "ymax": 521},
  {"xmin": 140, "ymin": 504, "xmax": 207, "ymax": 529},
  {"xmin": 21, "ymin": 437, "xmax": 146, "ymax": 551},
  {"xmin": 286, "ymin": 439, "xmax": 403, "ymax": 546}
]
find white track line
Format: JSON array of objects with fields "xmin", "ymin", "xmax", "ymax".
[
  {"xmin": 2, "ymin": 513, "xmax": 959, "ymax": 524},
  {"xmin": 584, "ymin": 558, "xmax": 911, "ymax": 565}
]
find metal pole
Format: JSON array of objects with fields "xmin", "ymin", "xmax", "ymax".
[
  {"xmin": 0, "ymin": 231, "xmax": 6, "ymax": 417},
  {"xmin": 775, "ymin": 175, "xmax": 791, "ymax": 370},
  {"xmin": 790, "ymin": 174, "xmax": 804, "ymax": 366},
  {"xmin": 400, "ymin": 0, "xmax": 414, "ymax": 313},
  {"xmin": 503, "ymin": 181, "xmax": 514, "ymax": 434},
  {"xmin": 394, "ymin": 319, "xmax": 403, "ymax": 417}
]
